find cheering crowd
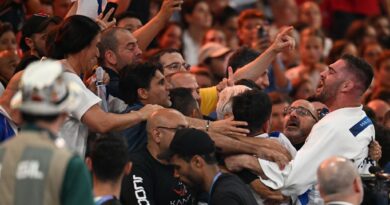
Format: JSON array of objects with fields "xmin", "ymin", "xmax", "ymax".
[{"xmin": 0, "ymin": 0, "xmax": 389, "ymax": 205}]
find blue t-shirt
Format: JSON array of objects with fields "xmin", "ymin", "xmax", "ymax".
[
  {"xmin": 118, "ymin": 103, "xmax": 147, "ymax": 154},
  {"xmin": 0, "ymin": 113, "xmax": 16, "ymax": 143}
]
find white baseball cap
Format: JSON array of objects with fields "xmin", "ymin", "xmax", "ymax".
[{"xmin": 11, "ymin": 60, "xmax": 82, "ymax": 115}]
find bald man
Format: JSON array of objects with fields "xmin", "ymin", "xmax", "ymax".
[
  {"xmin": 317, "ymin": 156, "xmax": 364, "ymax": 205},
  {"xmin": 367, "ymin": 99, "xmax": 390, "ymax": 125},
  {"xmin": 120, "ymin": 108, "xmax": 194, "ymax": 205},
  {"xmin": 0, "ymin": 71, "xmax": 23, "ymax": 142},
  {"xmin": 283, "ymin": 99, "xmax": 318, "ymax": 150}
]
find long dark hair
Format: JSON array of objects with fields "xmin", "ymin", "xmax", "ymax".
[{"xmin": 47, "ymin": 15, "xmax": 100, "ymax": 59}]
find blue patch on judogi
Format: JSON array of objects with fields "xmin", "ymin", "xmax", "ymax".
[{"xmin": 349, "ymin": 116, "xmax": 372, "ymax": 137}]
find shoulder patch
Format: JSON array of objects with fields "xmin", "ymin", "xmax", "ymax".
[
  {"xmin": 349, "ymin": 116, "xmax": 373, "ymax": 137},
  {"xmin": 268, "ymin": 131, "xmax": 280, "ymax": 138}
]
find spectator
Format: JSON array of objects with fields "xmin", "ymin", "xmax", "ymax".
[
  {"xmin": 181, "ymin": 0, "xmax": 212, "ymax": 65},
  {"xmin": 286, "ymin": 28, "xmax": 327, "ymax": 89},
  {"xmin": 216, "ymin": 85, "xmax": 251, "ymax": 120},
  {"xmin": 268, "ymin": 92, "xmax": 290, "ymax": 132},
  {"xmin": 118, "ymin": 62, "xmax": 171, "ymax": 153},
  {"xmin": 237, "ymin": 9, "xmax": 268, "ymax": 51},
  {"xmin": 0, "ymin": 49, "xmax": 19, "ymax": 94},
  {"xmin": 150, "ymin": 49, "xmax": 190, "ymax": 76},
  {"xmin": 360, "ymin": 42, "xmax": 383, "ymax": 67},
  {"xmin": 120, "ymin": 109, "xmax": 194, "ymax": 205},
  {"xmin": 47, "ymin": 15, "xmax": 160, "ymax": 156},
  {"xmin": 116, "ymin": 11, "xmax": 143, "ymax": 33},
  {"xmin": 145, "ymin": 23, "xmax": 183, "ymax": 60},
  {"xmin": 156, "ymin": 22, "xmax": 183, "ymax": 50},
  {"xmin": 202, "ymin": 28, "xmax": 227, "ymax": 46},
  {"xmin": 167, "ymin": 71, "xmax": 201, "ymax": 105},
  {"xmin": 370, "ymin": 15, "xmax": 390, "ymax": 49},
  {"xmin": 170, "ymin": 88, "xmax": 202, "ymax": 119},
  {"xmin": 367, "ymin": 99, "xmax": 390, "ymax": 126},
  {"xmin": 160, "ymin": 128, "xmax": 258, "ymax": 205},
  {"xmin": 214, "ymin": 6, "xmax": 239, "ymax": 49},
  {"xmin": 345, "ymin": 20, "xmax": 377, "ymax": 48},
  {"xmin": 372, "ymin": 51, "xmax": 390, "ymax": 92},
  {"xmin": 198, "ymin": 42, "xmax": 232, "ymax": 84},
  {"xmin": 0, "ymin": 22, "xmax": 17, "ymax": 53},
  {"xmin": 52, "ymin": 0, "xmax": 72, "ymax": 18},
  {"xmin": 317, "ymin": 156, "xmax": 364, "ymax": 205},
  {"xmin": 283, "ymin": 99, "xmax": 318, "ymax": 150},
  {"xmin": 290, "ymin": 78, "xmax": 315, "ymax": 101},
  {"xmin": 0, "ymin": 71, "xmax": 22, "ymax": 143},
  {"xmin": 0, "ymin": 60, "xmax": 94, "ymax": 205},
  {"xmin": 98, "ymin": 27, "xmax": 142, "ymax": 99},
  {"xmin": 326, "ymin": 40, "xmax": 358, "ymax": 65},
  {"xmin": 298, "ymin": 1, "xmax": 332, "ymax": 57},
  {"xmin": 86, "ymin": 136, "xmax": 131, "ymax": 204},
  {"xmin": 17, "ymin": 14, "xmax": 61, "ymax": 71}
]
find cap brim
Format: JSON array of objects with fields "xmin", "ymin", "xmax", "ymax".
[
  {"xmin": 157, "ymin": 149, "xmax": 176, "ymax": 161},
  {"xmin": 209, "ymin": 48, "xmax": 231, "ymax": 58}
]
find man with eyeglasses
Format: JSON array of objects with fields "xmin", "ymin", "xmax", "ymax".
[
  {"xmin": 150, "ymin": 48, "xmax": 191, "ymax": 76},
  {"xmin": 120, "ymin": 108, "xmax": 195, "ymax": 205},
  {"xmin": 283, "ymin": 99, "xmax": 318, "ymax": 150}
]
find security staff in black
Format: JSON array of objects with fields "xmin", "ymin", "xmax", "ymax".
[{"xmin": 160, "ymin": 128, "xmax": 258, "ymax": 205}]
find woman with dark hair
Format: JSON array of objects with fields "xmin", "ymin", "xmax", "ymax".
[
  {"xmin": 0, "ymin": 22, "xmax": 19, "ymax": 95},
  {"xmin": 47, "ymin": 15, "xmax": 160, "ymax": 156},
  {"xmin": 0, "ymin": 22, "xmax": 17, "ymax": 53},
  {"xmin": 326, "ymin": 40, "xmax": 358, "ymax": 65},
  {"xmin": 181, "ymin": 0, "xmax": 212, "ymax": 65}
]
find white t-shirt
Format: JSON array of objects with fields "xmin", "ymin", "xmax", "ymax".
[
  {"xmin": 59, "ymin": 72, "xmax": 101, "ymax": 156},
  {"xmin": 183, "ymin": 30, "xmax": 200, "ymax": 66},
  {"xmin": 259, "ymin": 106, "xmax": 375, "ymax": 204}
]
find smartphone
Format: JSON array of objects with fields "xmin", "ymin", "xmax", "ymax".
[
  {"xmin": 102, "ymin": 2, "xmax": 118, "ymax": 22},
  {"xmin": 257, "ymin": 26, "xmax": 267, "ymax": 39}
]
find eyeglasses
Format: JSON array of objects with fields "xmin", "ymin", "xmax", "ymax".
[
  {"xmin": 283, "ymin": 106, "xmax": 318, "ymax": 121},
  {"xmin": 156, "ymin": 125, "xmax": 188, "ymax": 132},
  {"xmin": 163, "ymin": 62, "xmax": 191, "ymax": 71}
]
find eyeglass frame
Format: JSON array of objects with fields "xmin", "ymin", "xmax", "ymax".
[
  {"xmin": 283, "ymin": 106, "xmax": 318, "ymax": 122},
  {"xmin": 163, "ymin": 62, "xmax": 191, "ymax": 71}
]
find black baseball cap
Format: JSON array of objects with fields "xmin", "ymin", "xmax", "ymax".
[
  {"xmin": 158, "ymin": 128, "xmax": 216, "ymax": 160},
  {"xmin": 20, "ymin": 14, "xmax": 61, "ymax": 51}
]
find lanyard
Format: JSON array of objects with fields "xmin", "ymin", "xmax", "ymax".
[{"xmin": 208, "ymin": 172, "xmax": 222, "ymax": 205}]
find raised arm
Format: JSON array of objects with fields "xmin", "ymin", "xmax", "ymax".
[
  {"xmin": 233, "ymin": 27, "xmax": 295, "ymax": 82},
  {"xmin": 133, "ymin": 0, "xmax": 183, "ymax": 51}
]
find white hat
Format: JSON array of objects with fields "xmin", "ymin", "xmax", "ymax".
[
  {"xmin": 198, "ymin": 42, "xmax": 231, "ymax": 64},
  {"xmin": 11, "ymin": 60, "xmax": 82, "ymax": 115}
]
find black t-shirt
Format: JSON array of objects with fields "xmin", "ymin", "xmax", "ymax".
[
  {"xmin": 210, "ymin": 173, "xmax": 257, "ymax": 205},
  {"xmin": 120, "ymin": 148, "xmax": 194, "ymax": 205}
]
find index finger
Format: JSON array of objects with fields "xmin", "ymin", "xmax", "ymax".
[
  {"xmin": 277, "ymin": 26, "xmax": 294, "ymax": 37},
  {"xmin": 227, "ymin": 66, "xmax": 234, "ymax": 80}
]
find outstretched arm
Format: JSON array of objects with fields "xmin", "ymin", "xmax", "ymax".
[
  {"xmin": 233, "ymin": 27, "xmax": 295, "ymax": 82},
  {"xmin": 133, "ymin": 0, "xmax": 183, "ymax": 51}
]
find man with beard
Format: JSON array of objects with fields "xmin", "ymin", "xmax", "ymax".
[
  {"xmin": 98, "ymin": 27, "xmax": 142, "ymax": 99},
  {"xmin": 226, "ymin": 54, "xmax": 376, "ymax": 204},
  {"xmin": 283, "ymin": 99, "xmax": 318, "ymax": 150},
  {"xmin": 120, "ymin": 109, "xmax": 194, "ymax": 205},
  {"xmin": 17, "ymin": 14, "xmax": 61, "ymax": 71},
  {"xmin": 160, "ymin": 128, "xmax": 258, "ymax": 205}
]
